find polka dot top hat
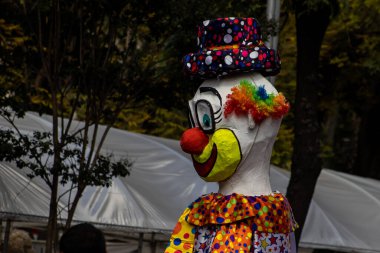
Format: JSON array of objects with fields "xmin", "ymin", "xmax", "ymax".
[{"xmin": 183, "ymin": 17, "xmax": 281, "ymax": 79}]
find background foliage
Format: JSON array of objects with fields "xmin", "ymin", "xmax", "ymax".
[
  {"xmin": 1, "ymin": 0, "xmax": 379, "ymax": 251},
  {"xmin": 1, "ymin": 0, "xmax": 379, "ymax": 177}
]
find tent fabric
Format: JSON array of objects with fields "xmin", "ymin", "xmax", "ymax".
[
  {"xmin": 0, "ymin": 112, "xmax": 217, "ymax": 233},
  {"xmin": 270, "ymin": 167, "xmax": 380, "ymax": 253},
  {"xmin": 0, "ymin": 112, "xmax": 379, "ymax": 252},
  {"xmin": 300, "ymin": 169, "xmax": 380, "ymax": 252}
]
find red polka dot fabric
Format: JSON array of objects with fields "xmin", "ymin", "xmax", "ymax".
[
  {"xmin": 165, "ymin": 192, "xmax": 298, "ymax": 253},
  {"xmin": 166, "ymin": 208, "xmax": 196, "ymax": 253},
  {"xmin": 182, "ymin": 17, "xmax": 281, "ymax": 79},
  {"xmin": 187, "ymin": 192, "xmax": 297, "ymax": 233}
]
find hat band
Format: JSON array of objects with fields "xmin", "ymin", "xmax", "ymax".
[
  {"xmin": 208, "ymin": 40, "xmax": 265, "ymax": 51},
  {"xmin": 209, "ymin": 44, "xmax": 239, "ymax": 51}
]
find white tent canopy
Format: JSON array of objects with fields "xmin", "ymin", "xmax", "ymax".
[
  {"xmin": 0, "ymin": 112, "xmax": 217, "ymax": 233},
  {"xmin": 270, "ymin": 165, "xmax": 380, "ymax": 252},
  {"xmin": 0, "ymin": 112, "xmax": 379, "ymax": 252}
]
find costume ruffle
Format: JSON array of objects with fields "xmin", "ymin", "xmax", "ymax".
[{"xmin": 186, "ymin": 192, "xmax": 297, "ymax": 233}]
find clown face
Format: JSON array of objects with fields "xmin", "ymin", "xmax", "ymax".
[{"xmin": 180, "ymin": 73, "xmax": 289, "ymax": 182}]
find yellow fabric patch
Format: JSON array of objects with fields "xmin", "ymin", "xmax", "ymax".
[{"xmin": 165, "ymin": 208, "xmax": 195, "ymax": 253}]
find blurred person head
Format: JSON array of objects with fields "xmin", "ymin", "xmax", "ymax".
[
  {"xmin": 8, "ymin": 229, "xmax": 35, "ymax": 253},
  {"xmin": 59, "ymin": 223, "xmax": 106, "ymax": 253}
]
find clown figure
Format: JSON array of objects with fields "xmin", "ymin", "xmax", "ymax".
[{"xmin": 165, "ymin": 18, "xmax": 298, "ymax": 253}]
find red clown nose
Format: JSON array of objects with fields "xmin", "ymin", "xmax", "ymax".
[{"xmin": 180, "ymin": 128, "xmax": 209, "ymax": 155}]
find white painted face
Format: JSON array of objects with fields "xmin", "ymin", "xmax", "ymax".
[{"xmin": 183, "ymin": 72, "xmax": 286, "ymax": 182}]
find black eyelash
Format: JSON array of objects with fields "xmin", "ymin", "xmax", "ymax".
[
  {"xmin": 214, "ymin": 107, "xmax": 222, "ymax": 124},
  {"xmin": 214, "ymin": 110, "xmax": 222, "ymax": 119}
]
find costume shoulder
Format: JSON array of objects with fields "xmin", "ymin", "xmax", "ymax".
[
  {"xmin": 164, "ymin": 207, "xmax": 195, "ymax": 253},
  {"xmin": 186, "ymin": 192, "xmax": 298, "ymax": 233}
]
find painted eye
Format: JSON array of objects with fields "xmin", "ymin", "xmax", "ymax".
[
  {"xmin": 203, "ymin": 114, "xmax": 211, "ymax": 127},
  {"xmin": 195, "ymin": 100, "xmax": 215, "ymax": 133}
]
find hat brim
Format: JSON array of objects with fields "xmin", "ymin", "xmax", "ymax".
[{"xmin": 183, "ymin": 46, "xmax": 280, "ymax": 79}]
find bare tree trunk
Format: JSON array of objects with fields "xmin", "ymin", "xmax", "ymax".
[
  {"xmin": 64, "ymin": 184, "xmax": 85, "ymax": 230},
  {"xmin": 46, "ymin": 0, "xmax": 61, "ymax": 251},
  {"xmin": 46, "ymin": 173, "xmax": 59, "ymax": 253},
  {"xmin": 286, "ymin": 0, "xmax": 334, "ymax": 246},
  {"xmin": 353, "ymin": 101, "xmax": 380, "ymax": 180}
]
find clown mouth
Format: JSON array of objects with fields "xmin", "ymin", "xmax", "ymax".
[{"xmin": 191, "ymin": 144, "xmax": 217, "ymax": 178}]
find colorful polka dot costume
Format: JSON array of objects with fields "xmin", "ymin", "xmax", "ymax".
[
  {"xmin": 165, "ymin": 192, "xmax": 298, "ymax": 253},
  {"xmin": 183, "ymin": 18, "xmax": 281, "ymax": 79}
]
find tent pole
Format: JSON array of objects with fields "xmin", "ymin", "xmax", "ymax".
[
  {"xmin": 266, "ymin": 0, "xmax": 281, "ymax": 84},
  {"xmin": 150, "ymin": 233, "xmax": 156, "ymax": 253},
  {"xmin": 138, "ymin": 233, "xmax": 144, "ymax": 253},
  {"xmin": 0, "ymin": 219, "xmax": 2, "ymax": 247},
  {"xmin": 266, "ymin": 0, "xmax": 281, "ymax": 51},
  {"xmin": 2, "ymin": 219, "xmax": 11, "ymax": 253}
]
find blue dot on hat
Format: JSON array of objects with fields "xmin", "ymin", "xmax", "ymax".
[{"xmin": 182, "ymin": 17, "xmax": 281, "ymax": 78}]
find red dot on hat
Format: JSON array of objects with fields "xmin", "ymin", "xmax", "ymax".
[
  {"xmin": 182, "ymin": 17, "xmax": 281, "ymax": 78},
  {"xmin": 191, "ymin": 62, "xmax": 197, "ymax": 72}
]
